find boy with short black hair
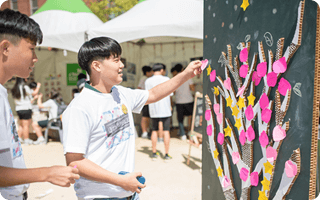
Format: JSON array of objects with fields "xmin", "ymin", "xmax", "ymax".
[
  {"xmin": 63, "ymin": 36, "xmax": 202, "ymax": 200},
  {"xmin": 0, "ymin": 9, "xmax": 79, "ymax": 200}
]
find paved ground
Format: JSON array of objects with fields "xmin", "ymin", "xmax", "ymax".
[{"xmin": 22, "ymin": 136, "xmax": 202, "ymax": 200}]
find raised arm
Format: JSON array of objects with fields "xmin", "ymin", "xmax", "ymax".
[{"xmin": 146, "ymin": 60, "xmax": 201, "ymax": 105}]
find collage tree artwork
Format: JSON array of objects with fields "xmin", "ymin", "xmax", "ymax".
[{"xmin": 202, "ymin": 0, "xmax": 320, "ymax": 199}]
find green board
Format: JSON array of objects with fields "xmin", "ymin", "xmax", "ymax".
[{"xmin": 66, "ymin": 63, "xmax": 86, "ymax": 86}]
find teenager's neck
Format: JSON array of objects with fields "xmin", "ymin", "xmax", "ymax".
[
  {"xmin": 153, "ymin": 71, "xmax": 162, "ymax": 76},
  {"xmin": 90, "ymin": 81, "xmax": 113, "ymax": 94},
  {"xmin": 0, "ymin": 64, "xmax": 12, "ymax": 85}
]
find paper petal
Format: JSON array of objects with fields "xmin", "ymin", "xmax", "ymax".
[
  {"xmin": 201, "ymin": 59, "xmax": 209, "ymax": 71},
  {"xmin": 222, "ymin": 176, "xmax": 231, "ymax": 188},
  {"xmin": 278, "ymin": 78, "xmax": 291, "ymax": 96},
  {"xmin": 240, "ymin": 65, "xmax": 249, "ymax": 78},
  {"xmin": 236, "ymin": 85, "xmax": 245, "ymax": 97},
  {"xmin": 266, "ymin": 146, "xmax": 277, "ymax": 163},
  {"xmin": 259, "ymin": 131, "xmax": 269, "ymax": 148},
  {"xmin": 259, "ymin": 93, "xmax": 269, "ymax": 110},
  {"xmin": 267, "ymin": 72, "xmax": 277, "ymax": 87},
  {"xmin": 252, "ymin": 71, "xmax": 262, "ymax": 86},
  {"xmin": 245, "ymin": 105, "xmax": 254, "ymax": 121},
  {"xmin": 272, "ymin": 57, "xmax": 287, "ymax": 73},
  {"xmin": 213, "ymin": 104, "xmax": 220, "ymax": 114},
  {"xmin": 232, "ymin": 152, "xmax": 240, "ymax": 164},
  {"xmin": 272, "ymin": 125, "xmax": 286, "ymax": 142},
  {"xmin": 210, "ymin": 69, "xmax": 216, "ymax": 82},
  {"xmin": 261, "ymin": 108, "xmax": 272, "ymax": 123},
  {"xmin": 240, "ymin": 48, "xmax": 248, "ymax": 63},
  {"xmin": 285, "ymin": 160, "xmax": 297, "ymax": 178},
  {"xmin": 239, "ymin": 130, "xmax": 246, "ymax": 145},
  {"xmin": 207, "ymin": 125, "xmax": 212, "ymax": 136},
  {"xmin": 224, "ymin": 77, "xmax": 231, "ymax": 90},
  {"xmin": 257, "ymin": 62, "xmax": 267, "ymax": 77},
  {"xmin": 205, "ymin": 109, "xmax": 211, "ymax": 121},
  {"xmin": 246, "ymin": 125, "xmax": 255, "ymax": 142},
  {"xmin": 217, "ymin": 132, "xmax": 224, "ymax": 145},
  {"xmin": 240, "ymin": 167, "xmax": 249, "ymax": 181},
  {"xmin": 250, "ymin": 172, "xmax": 259, "ymax": 186},
  {"xmin": 217, "ymin": 113, "xmax": 223, "ymax": 125}
]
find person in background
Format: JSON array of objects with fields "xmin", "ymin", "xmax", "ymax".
[
  {"xmin": 11, "ymin": 77, "xmax": 38, "ymax": 145},
  {"xmin": 137, "ymin": 65, "xmax": 153, "ymax": 138},
  {"xmin": 77, "ymin": 73, "xmax": 87, "ymax": 92},
  {"xmin": 72, "ymin": 88, "xmax": 80, "ymax": 99},
  {"xmin": 0, "ymin": 8, "xmax": 79, "ymax": 200},
  {"xmin": 29, "ymin": 81, "xmax": 41, "ymax": 97},
  {"xmin": 171, "ymin": 64, "xmax": 195, "ymax": 140},
  {"xmin": 145, "ymin": 63, "xmax": 173, "ymax": 161}
]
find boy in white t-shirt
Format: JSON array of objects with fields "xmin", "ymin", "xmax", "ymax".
[
  {"xmin": 63, "ymin": 37, "xmax": 202, "ymax": 200},
  {"xmin": 0, "ymin": 9, "xmax": 79, "ymax": 200}
]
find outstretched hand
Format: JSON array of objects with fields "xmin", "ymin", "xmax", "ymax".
[
  {"xmin": 46, "ymin": 166, "xmax": 80, "ymax": 187},
  {"xmin": 184, "ymin": 60, "xmax": 202, "ymax": 78}
]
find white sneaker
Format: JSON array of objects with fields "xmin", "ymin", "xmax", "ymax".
[
  {"xmin": 24, "ymin": 138, "xmax": 34, "ymax": 145},
  {"xmin": 180, "ymin": 135, "xmax": 187, "ymax": 140},
  {"xmin": 33, "ymin": 137, "xmax": 45, "ymax": 145},
  {"xmin": 141, "ymin": 132, "xmax": 148, "ymax": 138}
]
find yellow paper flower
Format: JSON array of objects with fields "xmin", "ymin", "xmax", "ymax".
[
  {"xmin": 214, "ymin": 87, "xmax": 219, "ymax": 95},
  {"xmin": 237, "ymin": 97, "xmax": 245, "ymax": 110},
  {"xmin": 247, "ymin": 92, "xmax": 256, "ymax": 106},
  {"xmin": 264, "ymin": 161, "xmax": 274, "ymax": 175},
  {"xmin": 224, "ymin": 125, "xmax": 232, "ymax": 137},
  {"xmin": 234, "ymin": 118, "xmax": 242, "ymax": 131},
  {"xmin": 217, "ymin": 166, "xmax": 223, "ymax": 177},
  {"xmin": 213, "ymin": 149, "xmax": 219, "ymax": 159},
  {"xmin": 261, "ymin": 176, "xmax": 270, "ymax": 191},
  {"xmin": 241, "ymin": 0, "xmax": 249, "ymax": 11},
  {"xmin": 226, "ymin": 96, "xmax": 232, "ymax": 108}
]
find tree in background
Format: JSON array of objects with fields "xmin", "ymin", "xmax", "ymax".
[{"xmin": 84, "ymin": 0, "xmax": 139, "ymax": 22}]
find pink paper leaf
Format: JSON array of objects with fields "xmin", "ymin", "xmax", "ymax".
[
  {"xmin": 222, "ymin": 176, "xmax": 231, "ymax": 188},
  {"xmin": 259, "ymin": 93, "xmax": 269, "ymax": 110},
  {"xmin": 272, "ymin": 57, "xmax": 287, "ymax": 73},
  {"xmin": 285, "ymin": 160, "xmax": 297, "ymax": 178},
  {"xmin": 267, "ymin": 72, "xmax": 277, "ymax": 87},
  {"xmin": 205, "ymin": 110, "xmax": 211, "ymax": 121},
  {"xmin": 240, "ymin": 167, "xmax": 249, "ymax": 181},
  {"xmin": 210, "ymin": 69, "xmax": 216, "ymax": 82},
  {"xmin": 232, "ymin": 152, "xmax": 240, "ymax": 164},
  {"xmin": 259, "ymin": 131, "xmax": 269, "ymax": 148},
  {"xmin": 257, "ymin": 62, "xmax": 267, "ymax": 77},
  {"xmin": 213, "ymin": 104, "xmax": 220, "ymax": 114},
  {"xmin": 239, "ymin": 130, "xmax": 246, "ymax": 145},
  {"xmin": 201, "ymin": 59, "xmax": 208, "ymax": 71},
  {"xmin": 239, "ymin": 65, "xmax": 249, "ymax": 78},
  {"xmin": 272, "ymin": 125, "xmax": 286, "ymax": 142},
  {"xmin": 218, "ymin": 132, "xmax": 224, "ymax": 145},
  {"xmin": 246, "ymin": 125, "xmax": 255, "ymax": 142},
  {"xmin": 217, "ymin": 113, "xmax": 223, "ymax": 125},
  {"xmin": 245, "ymin": 105, "xmax": 254, "ymax": 121},
  {"xmin": 240, "ymin": 48, "xmax": 248, "ymax": 63},
  {"xmin": 207, "ymin": 125, "xmax": 212, "ymax": 136},
  {"xmin": 252, "ymin": 71, "xmax": 262, "ymax": 86},
  {"xmin": 278, "ymin": 78, "xmax": 291, "ymax": 96},
  {"xmin": 261, "ymin": 108, "xmax": 272, "ymax": 123},
  {"xmin": 266, "ymin": 146, "xmax": 278, "ymax": 163},
  {"xmin": 236, "ymin": 85, "xmax": 245, "ymax": 97},
  {"xmin": 250, "ymin": 172, "xmax": 259, "ymax": 186},
  {"xmin": 224, "ymin": 77, "xmax": 231, "ymax": 90}
]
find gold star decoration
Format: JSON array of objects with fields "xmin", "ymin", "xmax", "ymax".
[
  {"xmin": 264, "ymin": 161, "xmax": 274, "ymax": 175},
  {"xmin": 234, "ymin": 118, "xmax": 242, "ymax": 131},
  {"xmin": 224, "ymin": 125, "xmax": 232, "ymax": 137},
  {"xmin": 226, "ymin": 96, "xmax": 232, "ymax": 107},
  {"xmin": 232, "ymin": 106, "xmax": 239, "ymax": 117},
  {"xmin": 207, "ymin": 65, "xmax": 212, "ymax": 76},
  {"xmin": 241, "ymin": 0, "xmax": 250, "ymax": 11},
  {"xmin": 214, "ymin": 87, "xmax": 219, "ymax": 95},
  {"xmin": 247, "ymin": 92, "xmax": 256, "ymax": 106},
  {"xmin": 213, "ymin": 149, "xmax": 219, "ymax": 159},
  {"xmin": 261, "ymin": 176, "xmax": 271, "ymax": 191},
  {"xmin": 258, "ymin": 190, "xmax": 268, "ymax": 200},
  {"xmin": 217, "ymin": 166, "xmax": 223, "ymax": 177},
  {"xmin": 237, "ymin": 97, "xmax": 245, "ymax": 110}
]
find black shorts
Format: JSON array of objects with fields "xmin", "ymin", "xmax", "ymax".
[
  {"xmin": 38, "ymin": 120, "xmax": 48, "ymax": 128},
  {"xmin": 151, "ymin": 117, "xmax": 171, "ymax": 131},
  {"xmin": 16, "ymin": 109, "xmax": 32, "ymax": 120},
  {"xmin": 176, "ymin": 102, "xmax": 194, "ymax": 122},
  {"xmin": 142, "ymin": 105, "xmax": 150, "ymax": 117}
]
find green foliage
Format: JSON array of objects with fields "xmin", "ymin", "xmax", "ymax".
[{"xmin": 89, "ymin": 0, "xmax": 139, "ymax": 22}]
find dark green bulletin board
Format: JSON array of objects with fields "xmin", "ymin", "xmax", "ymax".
[{"xmin": 202, "ymin": 0, "xmax": 320, "ymax": 199}]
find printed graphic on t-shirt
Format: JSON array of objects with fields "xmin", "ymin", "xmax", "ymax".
[
  {"xmin": 10, "ymin": 109, "xmax": 22, "ymax": 158},
  {"xmin": 101, "ymin": 104, "xmax": 133, "ymax": 148}
]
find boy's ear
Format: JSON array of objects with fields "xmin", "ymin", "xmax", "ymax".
[
  {"xmin": 91, "ymin": 60, "xmax": 102, "ymax": 73},
  {"xmin": 0, "ymin": 40, "xmax": 10, "ymax": 56}
]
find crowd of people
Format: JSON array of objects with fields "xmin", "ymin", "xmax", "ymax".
[{"xmin": 0, "ymin": 8, "xmax": 203, "ymax": 200}]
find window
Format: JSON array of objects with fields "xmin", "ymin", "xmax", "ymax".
[
  {"xmin": 11, "ymin": 0, "xmax": 18, "ymax": 11},
  {"xmin": 30, "ymin": 0, "xmax": 38, "ymax": 14}
]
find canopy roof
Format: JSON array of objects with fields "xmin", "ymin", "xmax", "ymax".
[{"xmin": 87, "ymin": 0, "xmax": 203, "ymax": 44}]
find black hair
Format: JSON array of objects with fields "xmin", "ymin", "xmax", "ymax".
[
  {"xmin": 174, "ymin": 63, "xmax": 183, "ymax": 72},
  {"xmin": 152, "ymin": 63, "xmax": 166, "ymax": 72},
  {"xmin": 142, "ymin": 65, "xmax": 152, "ymax": 75},
  {"xmin": 0, "ymin": 9, "xmax": 42, "ymax": 45},
  {"xmin": 78, "ymin": 37, "xmax": 122, "ymax": 76},
  {"xmin": 29, "ymin": 81, "xmax": 37, "ymax": 89},
  {"xmin": 50, "ymin": 88, "xmax": 63, "ymax": 104},
  {"xmin": 11, "ymin": 77, "xmax": 26, "ymax": 99},
  {"xmin": 170, "ymin": 66, "xmax": 177, "ymax": 73},
  {"xmin": 77, "ymin": 73, "xmax": 86, "ymax": 80},
  {"xmin": 72, "ymin": 88, "xmax": 79, "ymax": 93}
]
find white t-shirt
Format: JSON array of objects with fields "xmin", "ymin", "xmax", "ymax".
[
  {"xmin": 0, "ymin": 84, "xmax": 28, "ymax": 200},
  {"xmin": 175, "ymin": 79, "xmax": 194, "ymax": 104},
  {"xmin": 14, "ymin": 85, "xmax": 32, "ymax": 111},
  {"xmin": 42, "ymin": 99, "xmax": 58, "ymax": 120},
  {"xmin": 145, "ymin": 75, "xmax": 172, "ymax": 118},
  {"xmin": 137, "ymin": 76, "xmax": 147, "ymax": 90},
  {"xmin": 62, "ymin": 84, "xmax": 148, "ymax": 199}
]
